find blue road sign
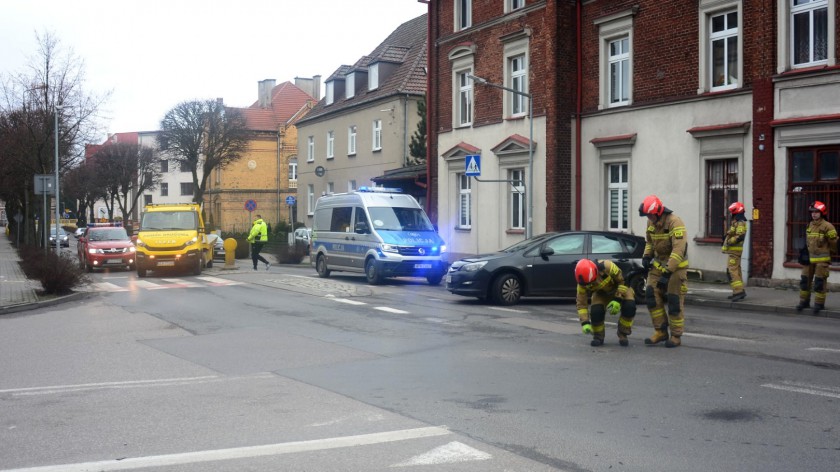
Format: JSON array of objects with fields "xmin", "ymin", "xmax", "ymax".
[
  {"xmin": 465, "ymin": 154, "xmax": 481, "ymax": 176},
  {"xmin": 245, "ymin": 199, "xmax": 257, "ymax": 212},
  {"xmin": 285, "ymin": 196, "xmax": 296, "ymax": 205}
]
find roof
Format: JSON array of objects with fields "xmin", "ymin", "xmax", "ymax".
[
  {"xmin": 237, "ymin": 81, "xmax": 317, "ymax": 131},
  {"xmin": 299, "ymin": 14, "xmax": 427, "ymax": 124}
]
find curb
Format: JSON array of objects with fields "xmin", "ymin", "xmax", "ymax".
[
  {"xmin": 685, "ymin": 296, "xmax": 840, "ymax": 320},
  {"xmin": 0, "ymin": 291, "xmax": 91, "ymax": 316}
]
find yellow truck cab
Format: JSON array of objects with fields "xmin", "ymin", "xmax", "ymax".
[{"xmin": 134, "ymin": 203, "xmax": 213, "ymax": 277}]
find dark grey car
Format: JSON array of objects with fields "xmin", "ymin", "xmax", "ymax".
[{"xmin": 445, "ymin": 231, "xmax": 648, "ymax": 306}]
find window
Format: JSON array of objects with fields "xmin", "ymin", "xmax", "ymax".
[
  {"xmin": 705, "ymin": 159, "xmax": 739, "ymax": 238},
  {"xmin": 710, "ymin": 10, "xmax": 739, "ymax": 89},
  {"xmin": 160, "ymin": 160, "xmax": 168, "ymax": 173},
  {"xmin": 372, "ymin": 120, "xmax": 382, "ymax": 151},
  {"xmin": 348, "ymin": 180, "xmax": 356, "ymax": 192},
  {"xmin": 327, "ymin": 182, "xmax": 334, "ymax": 195},
  {"xmin": 507, "ymin": 0, "xmax": 524, "ymax": 12},
  {"xmin": 307, "ymin": 136, "xmax": 314, "ymax": 162},
  {"xmin": 458, "ymin": 71, "xmax": 473, "ymax": 126},
  {"xmin": 180, "ymin": 182, "xmax": 194, "ymax": 196},
  {"xmin": 369, "ymin": 64, "xmax": 379, "ymax": 90},
  {"xmin": 546, "ymin": 234, "xmax": 585, "ymax": 255},
  {"xmin": 509, "ymin": 169, "xmax": 525, "ymax": 230},
  {"xmin": 346, "ymin": 73, "xmax": 355, "ymax": 99},
  {"xmin": 144, "ymin": 194, "xmax": 153, "ymax": 205},
  {"xmin": 327, "ymin": 131, "xmax": 334, "ymax": 159},
  {"xmin": 458, "ymin": 173, "xmax": 472, "ymax": 228},
  {"xmin": 348, "ymin": 126, "xmax": 357, "ymax": 155},
  {"xmin": 596, "ymin": 7, "xmax": 636, "ymax": 109},
  {"xmin": 509, "ymin": 55, "xmax": 528, "ymax": 116},
  {"xmin": 787, "ymin": 146, "xmax": 840, "ymax": 262},
  {"xmin": 160, "ymin": 183, "xmax": 168, "ymax": 197},
  {"xmin": 609, "ymin": 37, "xmax": 630, "ymax": 105},
  {"xmin": 456, "ymin": 0, "xmax": 471, "ymax": 31},
  {"xmin": 180, "ymin": 161, "xmax": 191, "ymax": 172},
  {"xmin": 325, "ymin": 81, "xmax": 334, "ymax": 105},
  {"xmin": 307, "ymin": 184, "xmax": 315, "ymax": 215},
  {"xmin": 608, "ymin": 163, "xmax": 629, "ymax": 231},
  {"xmin": 288, "ymin": 159, "xmax": 298, "ymax": 181},
  {"xmin": 591, "ymin": 234, "xmax": 625, "ymax": 255},
  {"xmin": 791, "ymin": 0, "xmax": 828, "ymax": 67}
]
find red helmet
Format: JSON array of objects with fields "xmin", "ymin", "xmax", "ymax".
[
  {"xmin": 810, "ymin": 201, "xmax": 827, "ymax": 216},
  {"xmin": 575, "ymin": 259, "xmax": 598, "ymax": 285},
  {"xmin": 728, "ymin": 202, "xmax": 745, "ymax": 214},
  {"xmin": 638, "ymin": 195, "xmax": 664, "ymax": 217}
]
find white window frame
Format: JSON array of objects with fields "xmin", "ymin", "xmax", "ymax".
[
  {"xmin": 608, "ymin": 37, "xmax": 630, "ymax": 106},
  {"xmin": 327, "ymin": 130, "xmax": 334, "ymax": 159},
  {"xmin": 348, "ymin": 125, "xmax": 357, "ymax": 155},
  {"xmin": 458, "ymin": 173, "xmax": 472, "ymax": 229},
  {"xmin": 325, "ymin": 81, "xmax": 334, "ymax": 105},
  {"xmin": 607, "ymin": 162, "xmax": 629, "ymax": 231},
  {"xmin": 595, "ymin": 7, "xmax": 636, "ymax": 110},
  {"xmin": 327, "ymin": 182, "xmax": 334, "ymax": 195},
  {"xmin": 307, "ymin": 136, "xmax": 314, "ymax": 162},
  {"xmin": 698, "ymin": 1, "xmax": 742, "ymax": 93},
  {"xmin": 288, "ymin": 159, "xmax": 297, "ymax": 181},
  {"xmin": 456, "ymin": 0, "xmax": 472, "ymax": 31},
  {"xmin": 503, "ymin": 34, "xmax": 529, "ymax": 118},
  {"xmin": 307, "ymin": 184, "xmax": 315, "ymax": 215},
  {"xmin": 509, "ymin": 168, "xmax": 525, "ymax": 230},
  {"xmin": 710, "ymin": 10, "xmax": 739, "ymax": 91},
  {"xmin": 348, "ymin": 180, "xmax": 356, "ymax": 192},
  {"xmin": 791, "ymin": 0, "xmax": 829, "ymax": 67},
  {"xmin": 506, "ymin": 0, "xmax": 525, "ymax": 13},
  {"xmin": 346, "ymin": 73, "xmax": 355, "ymax": 99},
  {"xmin": 372, "ymin": 120, "xmax": 382, "ymax": 151},
  {"xmin": 368, "ymin": 63, "xmax": 379, "ymax": 90},
  {"xmin": 777, "ymin": 0, "xmax": 835, "ymax": 72},
  {"xmin": 457, "ymin": 71, "xmax": 473, "ymax": 127}
]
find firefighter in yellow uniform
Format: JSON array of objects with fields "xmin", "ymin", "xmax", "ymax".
[
  {"xmin": 797, "ymin": 201, "xmax": 838, "ymax": 315},
  {"xmin": 722, "ymin": 201, "xmax": 748, "ymax": 301},
  {"xmin": 574, "ymin": 259, "xmax": 637, "ymax": 347},
  {"xmin": 638, "ymin": 195, "xmax": 689, "ymax": 348}
]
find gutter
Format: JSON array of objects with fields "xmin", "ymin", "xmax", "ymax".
[{"xmin": 575, "ymin": 0, "xmax": 582, "ymax": 230}]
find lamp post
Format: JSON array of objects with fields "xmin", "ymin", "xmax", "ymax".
[
  {"xmin": 466, "ymin": 74, "xmax": 534, "ymax": 239},
  {"xmin": 54, "ymin": 104, "xmax": 62, "ymax": 253}
]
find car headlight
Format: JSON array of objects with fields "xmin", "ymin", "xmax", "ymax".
[
  {"xmin": 129, "ymin": 246, "xmax": 136, "ymax": 253},
  {"xmin": 88, "ymin": 248, "xmax": 98, "ymax": 254},
  {"xmin": 135, "ymin": 238, "xmax": 146, "ymax": 248},
  {"xmin": 381, "ymin": 244, "xmax": 399, "ymax": 253},
  {"xmin": 461, "ymin": 261, "xmax": 488, "ymax": 272}
]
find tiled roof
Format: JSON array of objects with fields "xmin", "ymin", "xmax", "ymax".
[
  {"xmin": 237, "ymin": 81, "xmax": 317, "ymax": 131},
  {"xmin": 299, "ymin": 14, "xmax": 427, "ymax": 124}
]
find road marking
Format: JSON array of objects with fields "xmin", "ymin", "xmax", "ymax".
[
  {"xmin": 196, "ymin": 276, "xmax": 242, "ymax": 286},
  {"xmin": 0, "ymin": 426, "xmax": 451, "ymax": 472},
  {"xmin": 489, "ymin": 306, "xmax": 529, "ymax": 314},
  {"xmin": 375, "ymin": 306, "xmax": 409, "ymax": 314},
  {"xmin": 761, "ymin": 381, "xmax": 840, "ymax": 399},
  {"xmin": 93, "ymin": 282, "xmax": 128, "ymax": 292},
  {"xmin": 0, "ymin": 374, "xmax": 273, "ymax": 396},
  {"xmin": 130, "ymin": 280, "xmax": 161, "ymax": 289},
  {"xmin": 391, "ymin": 441, "xmax": 491, "ymax": 467},
  {"xmin": 807, "ymin": 347, "xmax": 840, "ymax": 353},
  {"xmin": 332, "ymin": 298, "xmax": 367, "ymax": 306}
]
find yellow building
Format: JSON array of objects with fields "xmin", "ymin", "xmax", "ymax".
[{"xmin": 207, "ymin": 78, "xmax": 318, "ymax": 233}]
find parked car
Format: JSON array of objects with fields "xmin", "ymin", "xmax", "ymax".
[
  {"xmin": 77, "ymin": 225, "xmax": 135, "ymax": 271},
  {"xmin": 293, "ymin": 227, "xmax": 312, "ymax": 246},
  {"xmin": 209, "ymin": 233, "xmax": 226, "ymax": 261},
  {"xmin": 446, "ymin": 231, "xmax": 648, "ymax": 306},
  {"xmin": 74, "ymin": 227, "xmax": 87, "ymax": 238},
  {"xmin": 49, "ymin": 226, "xmax": 70, "ymax": 247}
]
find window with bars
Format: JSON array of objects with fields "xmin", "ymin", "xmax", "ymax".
[
  {"xmin": 608, "ymin": 163, "xmax": 629, "ymax": 231},
  {"xmin": 787, "ymin": 146, "xmax": 840, "ymax": 262},
  {"xmin": 705, "ymin": 159, "xmax": 739, "ymax": 238}
]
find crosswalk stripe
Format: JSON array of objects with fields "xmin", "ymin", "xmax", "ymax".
[
  {"xmin": 375, "ymin": 307, "xmax": 409, "ymax": 314},
  {"xmin": 93, "ymin": 282, "xmax": 128, "ymax": 292},
  {"xmin": 332, "ymin": 298, "xmax": 367, "ymax": 306}
]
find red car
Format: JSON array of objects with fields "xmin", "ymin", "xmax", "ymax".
[{"xmin": 77, "ymin": 225, "xmax": 136, "ymax": 272}]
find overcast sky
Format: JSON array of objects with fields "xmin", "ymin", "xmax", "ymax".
[{"xmin": 0, "ymin": 0, "xmax": 428, "ymax": 141}]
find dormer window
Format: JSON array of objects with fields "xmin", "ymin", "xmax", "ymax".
[
  {"xmin": 325, "ymin": 81, "xmax": 335, "ymax": 105},
  {"xmin": 346, "ymin": 73, "xmax": 355, "ymax": 99},
  {"xmin": 369, "ymin": 63, "xmax": 379, "ymax": 90}
]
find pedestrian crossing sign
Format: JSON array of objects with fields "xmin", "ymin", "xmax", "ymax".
[{"xmin": 465, "ymin": 154, "xmax": 481, "ymax": 176}]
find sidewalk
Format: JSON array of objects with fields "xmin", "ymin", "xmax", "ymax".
[{"xmin": 2, "ymin": 233, "xmax": 838, "ymax": 319}]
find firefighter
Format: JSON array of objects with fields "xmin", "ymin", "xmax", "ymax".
[
  {"xmin": 722, "ymin": 201, "xmax": 748, "ymax": 301},
  {"xmin": 638, "ymin": 195, "xmax": 689, "ymax": 348},
  {"xmin": 574, "ymin": 258, "xmax": 637, "ymax": 347},
  {"xmin": 797, "ymin": 201, "xmax": 838, "ymax": 314}
]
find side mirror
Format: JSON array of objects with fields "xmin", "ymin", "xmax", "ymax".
[
  {"xmin": 355, "ymin": 222, "xmax": 369, "ymax": 234},
  {"xmin": 540, "ymin": 246, "xmax": 555, "ymax": 258}
]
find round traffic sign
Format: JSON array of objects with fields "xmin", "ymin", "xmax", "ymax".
[
  {"xmin": 285, "ymin": 196, "xmax": 296, "ymax": 205},
  {"xmin": 315, "ymin": 166, "xmax": 326, "ymax": 177},
  {"xmin": 245, "ymin": 199, "xmax": 257, "ymax": 211}
]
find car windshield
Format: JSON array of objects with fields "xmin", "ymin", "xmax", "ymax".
[
  {"xmin": 88, "ymin": 228, "xmax": 129, "ymax": 241},
  {"xmin": 140, "ymin": 211, "xmax": 197, "ymax": 230},
  {"xmin": 499, "ymin": 233, "xmax": 556, "ymax": 253},
  {"xmin": 367, "ymin": 207, "xmax": 434, "ymax": 231}
]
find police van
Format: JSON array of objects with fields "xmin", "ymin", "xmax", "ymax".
[{"xmin": 310, "ymin": 187, "xmax": 447, "ymax": 285}]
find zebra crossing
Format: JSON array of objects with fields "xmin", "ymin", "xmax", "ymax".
[{"xmin": 83, "ymin": 276, "xmax": 244, "ymax": 293}]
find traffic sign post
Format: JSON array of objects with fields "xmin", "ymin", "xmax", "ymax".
[
  {"xmin": 465, "ymin": 154, "xmax": 481, "ymax": 176},
  {"xmin": 285, "ymin": 196, "xmax": 296, "ymax": 223}
]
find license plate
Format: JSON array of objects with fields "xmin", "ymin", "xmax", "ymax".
[
  {"xmin": 414, "ymin": 263, "xmax": 432, "ymax": 269},
  {"xmin": 445, "ymin": 275, "xmax": 451, "ymax": 284},
  {"xmin": 157, "ymin": 261, "xmax": 175, "ymax": 267},
  {"xmin": 105, "ymin": 259, "xmax": 123, "ymax": 264}
]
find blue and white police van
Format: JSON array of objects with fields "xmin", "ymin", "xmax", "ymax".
[{"xmin": 310, "ymin": 187, "xmax": 447, "ymax": 285}]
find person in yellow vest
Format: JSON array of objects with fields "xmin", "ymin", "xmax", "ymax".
[
  {"xmin": 247, "ymin": 214, "xmax": 270, "ymax": 271},
  {"xmin": 574, "ymin": 259, "xmax": 637, "ymax": 347},
  {"xmin": 638, "ymin": 195, "xmax": 689, "ymax": 348},
  {"xmin": 797, "ymin": 201, "xmax": 838, "ymax": 314},
  {"xmin": 722, "ymin": 201, "xmax": 748, "ymax": 301}
]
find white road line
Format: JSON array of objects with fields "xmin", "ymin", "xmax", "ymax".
[
  {"xmin": 130, "ymin": 280, "xmax": 162, "ymax": 289},
  {"xmin": 391, "ymin": 441, "xmax": 491, "ymax": 467},
  {"xmin": 332, "ymin": 298, "xmax": 367, "ymax": 306},
  {"xmin": 195, "ymin": 276, "xmax": 233, "ymax": 284},
  {"xmin": 807, "ymin": 347, "xmax": 840, "ymax": 353},
  {"xmin": 0, "ymin": 426, "xmax": 451, "ymax": 472},
  {"xmin": 0, "ymin": 376, "xmax": 218, "ymax": 395},
  {"xmin": 375, "ymin": 306, "xmax": 409, "ymax": 314},
  {"xmin": 761, "ymin": 381, "xmax": 840, "ymax": 399},
  {"xmin": 489, "ymin": 306, "xmax": 529, "ymax": 314},
  {"xmin": 0, "ymin": 374, "xmax": 274, "ymax": 396},
  {"xmin": 93, "ymin": 282, "xmax": 127, "ymax": 292}
]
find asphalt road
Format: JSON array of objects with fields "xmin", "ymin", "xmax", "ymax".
[{"xmin": 0, "ymin": 259, "xmax": 838, "ymax": 471}]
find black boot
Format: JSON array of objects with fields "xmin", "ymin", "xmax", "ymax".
[
  {"xmin": 590, "ymin": 338, "xmax": 604, "ymax": 347},
  {"xmin": 796, "ymin": 300, "xmax": 810, "ymax": 312},
  {"xmin": 731, "ymin": 291, "xmax": 746, "ymax": 302},
  {"xmin": 813, "ymin": 303, "xmax": 824, "ymax": 315}
]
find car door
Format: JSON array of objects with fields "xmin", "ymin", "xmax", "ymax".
[
  {"xmin": 588, "ymin": 233, "xmax": 635, "ymax": 274},
  {"xmin": 527, "ymin": 233, "xmax": 585, "ymax": 296}
]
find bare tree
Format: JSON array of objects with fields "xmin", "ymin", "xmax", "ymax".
[
  {"xmin": 157, "ymin": 99, "xmax": 248, "ymax": 206},
  {"xmin": 62, "ymin": 162, "xmax": 107, "ymax": 226},
  {"xmin": 91, "ymin": 142, "xmax": 161, "ymax": 228},
  {"xmin": 0, "ymin": 31, "xmax": 107, "ymax": 245}
]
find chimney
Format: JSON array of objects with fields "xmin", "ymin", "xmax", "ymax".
[
  {"xmin": 294, "ymin": 76, "xmax": 322, "ymax": 100},
  {"xmin": 258, "ymin": 79, "xmax": 276, "ymax": 108}
]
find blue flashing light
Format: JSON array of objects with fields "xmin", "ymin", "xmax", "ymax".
[{"xmin": 357, "ymin": 186, "xmax": 403, "ymax": 193}]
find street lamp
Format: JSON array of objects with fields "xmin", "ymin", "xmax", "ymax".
[
  {"xmin": 466, "ymin": 74, "xmax": 534, "ymax": 239},
  {"xmin": 54, "ymin": 104, "xmax": 62, "ymax": 253}
]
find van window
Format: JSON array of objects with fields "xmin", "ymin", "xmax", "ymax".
[
  {"xmin": 330, "ymin": 207, "xmax": 353, "ymax": 232},
  {"xmin": 314, "ymin": 208, "xmax": 331, "ymax": 231},
  {"xmin": 368, "ymin": 207, "xmax": 434, "ymax": 231},
  {"xmin": 353, "ymin": 207, "xmax": 370, "ymax": 232}
]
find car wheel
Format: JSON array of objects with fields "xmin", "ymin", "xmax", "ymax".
[
  {"xmin": 628, "ymin": 273, "xmax": 647, "ymax": 304},
  {"xmin": 206, "ymin": 255, "xmax": 213, "ymax": 269},
  {"xmin": 426, "ymin": 272, "xmax": 443, "ymax": 286},
  {"xmin": 193, "ymin": 255, "xmax": 202, "ymax": 276},
  {"xmin": 492, "ymin": 273, "xmax": 522, "ymax": 306},
  {"xmin": 365, "ymin": 258, "xmax": 383, "ymax": 285},
  {"xmin": 316, "ymin": 254, "xmax": 331, "ymax": 278}
]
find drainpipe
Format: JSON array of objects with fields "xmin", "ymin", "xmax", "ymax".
[
  {"xmin": 404, "ymin": 94, "xmax": 410, "ymax": 166},
  {"xmin": 422, "ymin": 0, "xmax": 433, "ymax": 217},
  {"xmin": 575, "ymin": 0, "xmax": 583, "ymax": 230},
  {"xmin": 277, "ymin": 130, "xmax": 282, "ymax": 225}
]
